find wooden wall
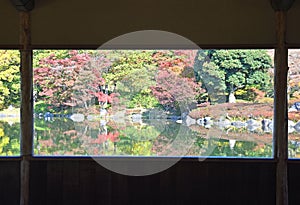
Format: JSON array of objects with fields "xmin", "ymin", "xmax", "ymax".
[
  {"xmin": 288, "ymin": 161, "xmax": 300, "ymax": 205},
  {"xmin": 28, "ymin": 159, "xmax": 276, "ymax": 205},
  {"xmin": 1, "ymin": 159, "xmax": 300, "ymax": 204},
  {"xmin": 0, "ymin": 0, "xmax": 19, "ymax": 47},
  {"xmin": 4, "ymin": 0, "xmax": 300, "ymax": 47},
  {"xmin": 0, "ymin": 160, "xmax": 20, "ymax": 205},
  {"xmin": 0, "ymin": 0, "xmax": 276, "ymax": 48}
]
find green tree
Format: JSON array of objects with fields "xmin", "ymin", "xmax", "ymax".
[
  {"xmin": 0, "ymin": 50, "xmax": 20, "ymax": 110},
  {"xmin": 103, "ymin": 50, "xmax": 158, "ymax": 109},
  {"xmin": 194, "ymin": 50, "xmax": 273, "ymax": 102},
  {"xmin": 104, "ymin": 50, "xmax": 154, "ymax": 83},
  {"xmin": 194, "ymin": 51, "xmax": 227, "ymax": 103},
  {"xmin": 33, "ymin": 50, "xmax": 70, "ymax": 68}
]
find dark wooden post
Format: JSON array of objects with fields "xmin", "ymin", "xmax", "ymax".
[
  {"xmin": 20, "ymin": 11, "xmax": 33, "ymax": 205},
  {"xmin": 274, "ymin": 10, "xmax": 288, "ymax": 205},
  {"xmin": 271, "ymin": 1, "xmax": 294, "ymax": 205}
]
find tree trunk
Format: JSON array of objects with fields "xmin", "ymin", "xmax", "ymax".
[{"xmin": 228, "ymin": 92, "xmax": 236, "ymax": 103}]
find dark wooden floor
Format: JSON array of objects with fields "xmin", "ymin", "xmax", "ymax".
[{"xmin": 1, "ymin": 158, "xmax": 300, "ymax": 205}]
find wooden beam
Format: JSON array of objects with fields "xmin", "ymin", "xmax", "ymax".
[
  {"xmin": 20, "ymin": 11, "xmax": 33, "ymax": 205},
  {"xmin": 273, "ymin": 10, "xmax": 289, "ymax": 205},
  {"xmin": 271, "ymin": 0, "xmax": 295, "ymax": 11},
  {"xmin": 11, "ymin": 0, "xmax": 34, "ymax": 11}
]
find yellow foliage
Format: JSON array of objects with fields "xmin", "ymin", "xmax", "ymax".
[
  {"xmin": 292, "ymin": 91, "xmax": 300, "ymax": 100},
  {"xmin": 0, "ymin": 136, "xmax": 9, "ymax": 146},
  {"xmin": 132, "ymin": 141, "xmax": 152, "ymax": 155},
  {"xmin": 0, "ymin": 50, "xmax": 20, "ymax": 109},
  {"xmin": 235, "ymin": 89, "xmax": 247, "ymax": 96},
  {"xmin": 257, "ymin": 97, "xmax": 274, "ymax": 104},
  {"xmin": 169, "ymin": 66, "xmax": 183, "ymax": 74}
]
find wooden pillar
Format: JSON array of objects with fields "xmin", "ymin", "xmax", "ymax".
[
  {"xmin": 270, "ymin": 1, "xmax": 294, "ymax": 204},
  {"xmin": 20, "ymin": 11, "xmax": 33, "ymax": 205},
  {"xmin": 273, "ymin": 10, "xmax": 288, "ymax": 205},
  {"xmin": 271, "ymin": 1, "xmax": 294, "ymax": 204}
]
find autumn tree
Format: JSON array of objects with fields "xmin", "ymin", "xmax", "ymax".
[
  {"xmin": 152, "ymin": 50, "xmax": 197, "ymax": 75},
  {"xmin": 34, "ymin": 49, "xmax": 202, "ymax": 112},
  {"xmin": 151, "ymin": 70, "xmax": 201, "ymax": 112},
  {"xmin": 106, "ymin": 50, "xmax": 199, "ymax": 109},
  {"xmin": 33, "ymin": 50, "xmax": 70, "ymax": 68},
  {"xmin": 72, "ymin": 51, "xmax": 113, "ymax": 110},
  {"xmin": 34, "ymin": 50, "xmax": 91, "ymax": 111}
]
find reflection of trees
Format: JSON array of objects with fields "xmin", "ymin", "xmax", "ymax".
[
  {"xmin": 213, "ymin": 140, "xmax": 272, "ymax": 157},
  {"xmin": 0, "ymin": 121, "xmax": 20, "ymax": 156},
  {"xmin": 149, "ymin": 120, "xmax": 198, "ymax": 156},
  {"xmin": 35, "ymin": 118, "xmax": 84, "ymax": 155},
  {"xmin": 32, "ymin": 118, "xmax": 274, "ymax": 157},
  {"xmin": 116, "ymin": 125, "xmax": 159, "ymax": 156},
  {"xmin": 76, "ymin": 120, "xmax": 120, "ymax": 155},
  {"xmin": 188, "ymin": 124, "xmax": 273, "ymax": 157},
  {"xmin": 191, "ymin": 137, "xmax": 272, "ymax": 157},
  {"xmin": 288, "ymin": 141, "xmax": 300, "ymax": 158}
]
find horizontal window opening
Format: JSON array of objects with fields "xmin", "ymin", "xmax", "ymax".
[{"xmin": 29, "ymin": 49, "xmax": 278, "ymax": 158}]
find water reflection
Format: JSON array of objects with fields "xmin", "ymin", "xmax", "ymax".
[
  {"xmin": 1, "ymin": 117, "xmax": 300, "ymax": 157},
  {"xmin": 0, "ymin": 120, "xmax": 20, "ymax": 156},
  {"xmin": 33, "ymin": 117, "xmax": 276, "ymax": 157}
]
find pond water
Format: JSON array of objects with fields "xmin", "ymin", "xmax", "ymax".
[
  {"xmin": 0, "ymin": 118, "xmax": 272, "ymax": 157},
  {"xmin": 1, "ymin": 117, "xmax": 300, "ymax": 158}
]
